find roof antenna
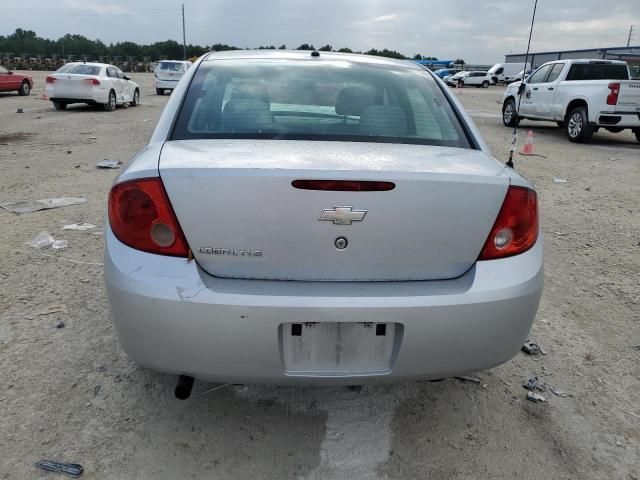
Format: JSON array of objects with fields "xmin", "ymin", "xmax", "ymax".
[{"xmin": 507, "ymin": 0, "xmax": 538, "ymax": 169}]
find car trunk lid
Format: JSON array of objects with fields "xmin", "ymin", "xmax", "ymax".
[{"xmin": 159, "ymin": 140, "xmax": 510, "ymax": 281}]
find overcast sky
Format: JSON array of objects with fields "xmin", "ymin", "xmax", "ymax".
[{"xmin": 3, "ymin": 0, "xmax": 639, "ymax": 63}]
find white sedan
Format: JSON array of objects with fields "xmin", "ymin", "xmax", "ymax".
[{"xmin": 45, "ymin": 62, "xmax": 140, "ymax": 111}]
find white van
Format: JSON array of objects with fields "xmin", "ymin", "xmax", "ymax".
[{"xmin": 488, "ymin": 63, "xmax": 530, "ymax": 84}]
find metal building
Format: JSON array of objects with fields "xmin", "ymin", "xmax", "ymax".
[{"xmin": 505, "ymin": 46, "xmax": 640, "ymax": 77}]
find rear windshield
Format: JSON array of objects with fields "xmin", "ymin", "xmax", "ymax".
[
  {"xmin": 56, "ymin": 64, "xmax": 101, "ymax": 75},
  {"xmin": 171, "ymin": 59, "xmax": 471, "ymax": 148},
  {"xmin": 159, "ymin": 62, "xmax": 185, "ymax": 72},
  {"xmin": 565, "ymin": 63, "xmax": 629, "ymax": 81}
]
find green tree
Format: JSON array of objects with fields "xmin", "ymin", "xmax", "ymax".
[
  {"xmin": 318, "ymin": 44, "xmax": 333, "ymax": 52},
  {"xmin": 296, "ymin": 43, "xmax": 315, "ymax": 51},
  {"xmin": 337, "ymin": 47, "xmax": 353, "ymax": 53}
]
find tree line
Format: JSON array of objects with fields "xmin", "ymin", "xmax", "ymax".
[{"xmin": 0, "ymin": 29, "xmax": 445, "ymax": 62}]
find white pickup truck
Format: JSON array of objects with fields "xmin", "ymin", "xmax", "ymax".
[{"xmin": 502, "ymin": 59, "xmax": 640, "ymax": 143}]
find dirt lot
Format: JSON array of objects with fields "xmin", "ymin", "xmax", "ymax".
[{"xmin": 1, "ymin": 71, "xmax": 639, "ymax": 480}]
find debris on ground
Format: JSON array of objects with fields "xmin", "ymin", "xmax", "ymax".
[
  {"xmin": 631, "ymin": 345, "xmax": 640, "ymax": 352},
  {"xmin": 16, "ymin": 108, "xmax": 23, "ymax": 113},
  {"xmin": 526, "ymin": 391, "xmax": 547, "ymax": 403},
  {"xmin": 455, "ymin": 375, "xmax": 482, "ymax": 384},
  {"xmin": 96, "ymin": 160, "xmax": 122, "ymax": 169},
  {"xmin": 54, "ymin": 321, "xmax": 66, "ymax": 329},
  {"xmin": 38, "ymin": 304, "xmax": 68, "ymax": 316},
  {"xmin": 63, "ymin": 223, "xmax": 96, "ymax": 231},
  {"xmin": 553, "ymin": 177, "xmax": 568, "ymax": 184},
  {"xmin": 522, "ymin": 341, "xmax": 542, "ymax": 355},
  {"xmin": 27, "ymin": 232, "xmax": 68, "ymax": 250},
  {"xmin": 52, "ymin": 239, "xmax": 68, "ymax": 250},
  {"xmin": 28, "ymin": 231, "xmax": 55, "ymax": 249},
  {"xmin": 1, "ymin": 197, "xmax": 87, "ymax": 214},
  {"xmin": 35, "ymin": 460, "xmax": 84, "ymax": 477},
  {"xmin": 523, "ymin": 376, "xmax": 545, "ymax": 392},
  {"xmin": 551, "ymin": 387, "xmax": 570, "ymax": 397}
]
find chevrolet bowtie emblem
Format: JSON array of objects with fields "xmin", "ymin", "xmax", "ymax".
[{"xmin": 318, "ymin": 206, "xmax": 367, "ymax": 225}]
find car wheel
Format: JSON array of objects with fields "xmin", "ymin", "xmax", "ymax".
[
  {"xmin": 131, "ymin": 88, "xmax": 140, "ymax": 106},
  {"xmin": 52, "ymin": 101, "xmax": 67, "ymax": 111},
  {"xmin": 156, "ymin": 88, "xmax": 163, "ymax": 95},
  {"xmin": 482, "ymin": 81, "xmax": 489, "ymax": 88},
  {"xmin": 18, "ymin": 81, "xmax": 31, "ymax": 96},
  {"xmin": 502, "ymin": 98, "xmax": 519, "ymax": 127},
  {"xmin": 104, "ymin": 90, "xmax": 116, "ymax": 112},
  {"xmin": 566, "ymin": 107, "xmax": 593, "ymax": 143}
]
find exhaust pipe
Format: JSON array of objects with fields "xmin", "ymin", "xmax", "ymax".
[{"xmin": 174, "ymin": 375, "xmax": 195, "ymax": 400}]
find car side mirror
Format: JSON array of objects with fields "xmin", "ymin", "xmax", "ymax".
[
  {"xmin": 517, "ymin": 83, "xmax": 526, "ymax": 95},
  {"xmin": 123, "ymin": 75, "xmax": 131, "ymax": 80}
]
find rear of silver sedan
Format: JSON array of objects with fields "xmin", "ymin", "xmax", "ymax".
[{"xmin": 104, "ymin": 51, "xmax": 543, "ymax": 385}]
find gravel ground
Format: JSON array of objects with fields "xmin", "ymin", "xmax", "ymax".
[{"xmin": 1, "ymin": 71, "xmax": 639, "ymax": 480}]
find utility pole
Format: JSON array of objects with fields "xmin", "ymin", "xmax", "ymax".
[
  {"xmin": 182, "ymin": 4, "xmax": 187, "ymax": 60},
  {"xmin": 628, "ymin": 25, "xmax": 633, "ymax": 48}
]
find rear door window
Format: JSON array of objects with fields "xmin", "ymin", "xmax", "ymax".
[
  {"xmin": 545, "ymin": 63, "xmax": 565, "ymax": 83},
  {"xmin": 527, "ymin": 65, "xmax": 553, "ymax": 84},
  {"xmin": 565, "ymin": 63, "xmax": 629, "ymax": 81}
]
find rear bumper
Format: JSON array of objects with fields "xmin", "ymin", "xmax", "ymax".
[
  {"xmin": 104, "ymin": 226, "xmax": 543, "ymax": 385},
  {"xmin": 154, "ymin": 79, "xmax": 179, "ymax": 89},
  {"xmin": 45, "ymin": 85, "xmax": 109, "ymax": 104},
  {"xmin": 596, "ymin": 111, "xmax": 640, "ymax": 128}
]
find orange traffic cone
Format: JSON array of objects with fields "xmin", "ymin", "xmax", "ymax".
[
  {"xmin": 520, "ymin": 130, "xmax": 534, "ymax": 155},
  {"xmin": 41, "ymin": 92, "xmax": 49, "ymax": 101}
]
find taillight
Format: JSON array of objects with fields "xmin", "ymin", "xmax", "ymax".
[
  {"xmin": 607, "ymin": 82, "xmax": 620, "ymax": 105},
  {"xmin": 85, "ymin": 78, "xmax": 100, "ymax": 86},
  {"xmin": 108, "ymin": 178, "xmax": 189, "ymax": 257},
  {"xmin": 478, "ymin": 186, "xmax": 538, "ymax": 260},
  {"xmin": 46, "ymin": 76, "xmax": 56, "ymax": 84}
]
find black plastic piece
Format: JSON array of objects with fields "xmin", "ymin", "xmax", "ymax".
[{"xmin": 35, "ymin": 460, "xmax": 84, "ymax": 478}]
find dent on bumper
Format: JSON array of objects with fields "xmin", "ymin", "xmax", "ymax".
[{"xmin": 104, "ymin": 226, "xmax": 543, "ymax": 384}]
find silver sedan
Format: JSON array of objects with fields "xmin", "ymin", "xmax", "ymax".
[{"xmin": 104, "ymin": 50, "xmax": 542, "ymax": 391}]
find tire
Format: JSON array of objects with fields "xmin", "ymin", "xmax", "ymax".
[
  {"xmin": 103, "ymin": 90, "xmax": 116, "ymax": 112},
  {"xmin": 482, "ymin": 80, "xmax": 489, "ymax": 88},
  {"xmin": 18, "ymin": 81, "xmax": 31, "ymax": 96},
  {"xmin": 52, "ymin": 101, "xmax": 66, "ymax": 111},
  {"xmin": 565, "ymin": 107, "xmax": 593, "ymax": 143},
  {"xmin": 634, "ymin": 129, "xmax": 640, "ymax": 143},
  {"xmin": 131, "ymin": 88, "xmax": 140, "ymax": 106},
  {"xmin": 557, "ymin": 121, "xmax": 565, "ymax": 128},
  {"xmin": 502, "ymin": 98, "xmax": 518, "ymax": 127},
  {"xmin": 156, "ymin": 88, "xmax": 163, "ymax": 95}
]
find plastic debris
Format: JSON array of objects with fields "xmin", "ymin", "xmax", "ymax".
[
  {"xmin": 28, "ymin": 231, "xmax": 55, "ymax": 249},
  {"xmin": 523, "ymin": 376, "xmax": 545, "ymax": 392},
  {"xmin": 55, "ymin": 321, "xmax": 66, "ymax": 329},
  {"xmin": 52, "ymin": 239, "xmax": 68, "ymax": 250},
  {"xmin": 16, "ymin": 108, "xmax": 23, "ymax": 113},
  {"xmin": 63, "ymin": 223, "xmax": 96, "ymax": 231},
  {"xmin": 96, "ymin": 160, "xmax": 122, "ymax": 169},
  {"xmin": 551, "ymin": 387, "xmax": 569, "ymax": 398},
  {"xmin": 455, "ymin": 375, "xmax": 482, "ymax": 384},
  {"xmin": 632, "ymin": 345, "xmax": 640, "ymax": 352},
  {"xmin": 526, "ymin": 391, "xmax": 547, "ymax": 403},
  {"xmin": 1, "ymin": 197, "xmax": 86, "ymax": 214},
  {"xmin": 553, "ymin": 177, "xmax": 568, "ymax": 184},
  {"xmin": 522, "ymin": 341, "xmax": 542, "ymax": 355},
  {"xmin": 35, "ymin": 460, "xmax": 83, "ymax": 478}
]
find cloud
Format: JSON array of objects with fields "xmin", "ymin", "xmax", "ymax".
[
  {"xmin": 371, "ymin": 14, "xmax": 398, "ymax": 23},
  {"xmin": 63, "ymin": 0, "xmax": 130, "ymax": 15}
]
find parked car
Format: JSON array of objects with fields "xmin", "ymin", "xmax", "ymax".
[
  {"xmin": 445, "ymin": 71, "xmax": 468, "ymax": 86},
  {"xmin": 488, "ymin": 63, "xmax": 530, "ymax": 84},
  {"xmin": 446, "ymin": 71, "xmax": 491, "ymax": 88},
  {"xmin": 105, "ymin": 50, "xmax": 542, "ymax": 389},
  {"xmin": 433, "ymin": 68, "xmax": 460, "ymax": 79},
  {"xmin": 154, "ymin": 60, "xmax": 192, "ymax": 95},
  {"xmin": 512, "ymin": 69, "xmax": 533, "ymax": 83},
  {"xmin": 502, "ymin": 59, "xmax": 640, "ymax": 143},
  {"xmin": 0, "ymin": 66, "xmax": 33, "ymax": 96},
  {"xmin": 45, "ymin": 62, "xmax": 140, "ymax": 111}
]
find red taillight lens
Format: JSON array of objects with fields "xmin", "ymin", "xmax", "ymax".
[
  {"xmin": 46, "ymin": 76, "xmax": 56, "ymax": 84},
  {"xmin": 85, "ymin": 78, "xmax": 100, "ymax": 86},
  {"xmin": 478, "ymin": 186, "xmax": 538, "ymax": 260},
  {"xmin": 108, "ymin": 178, "xmax": 189, "ymax": 257},
  {"xmin": 607, "ymin": 82, "xmax": 620, "ymax": 105}
]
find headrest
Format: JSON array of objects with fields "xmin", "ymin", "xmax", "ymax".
[
  {"xmin": 358, "ymin": 106, "xmax": 408, "ymax": 137},
  {"xmin": 222, "ymin": 99, "xmax": 274, "ymax": 133},
  {"xmin": 335, "ymin": 87, "xmax": 372, "ymax": 116}
]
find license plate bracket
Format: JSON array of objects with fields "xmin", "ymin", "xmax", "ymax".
[{"xmin": 281, "ymin": 322, "xmax": 401, "ymax": 376}]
